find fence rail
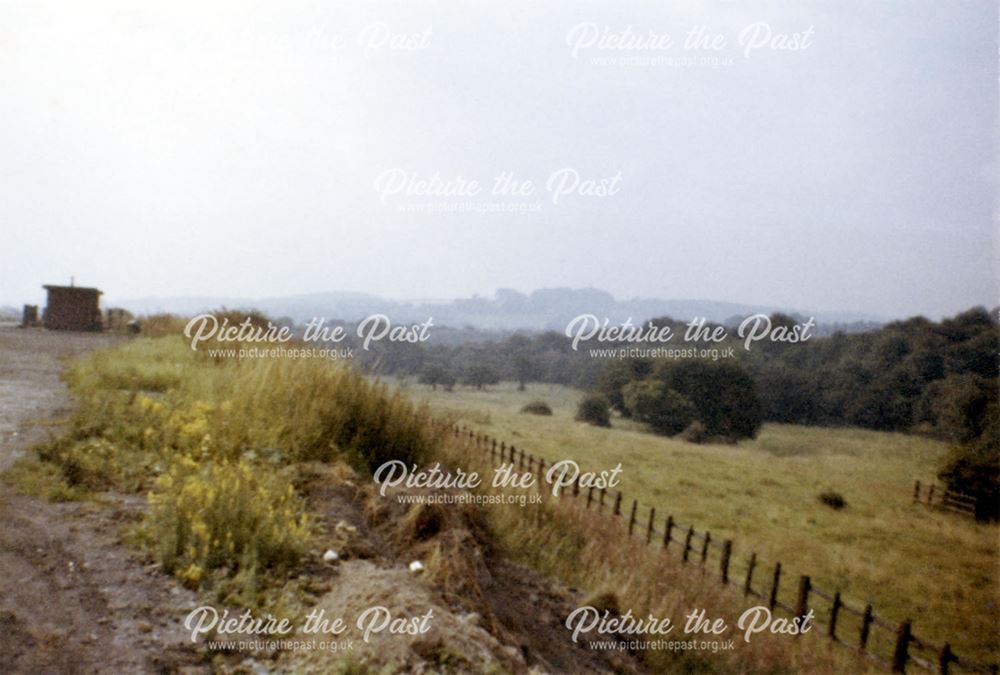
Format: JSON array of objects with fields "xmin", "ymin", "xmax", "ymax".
[
  {"xmin": 912, "ymin": 480, "xmax": 977, "ymax": 518},
  {"xmin": 449, "ymin": 425, "xmax": 998, "ymax": 675}
]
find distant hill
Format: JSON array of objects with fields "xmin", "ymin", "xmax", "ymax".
[{"xmin": 111, "ymin": 287, "xmax": 886, "ymax": 334}]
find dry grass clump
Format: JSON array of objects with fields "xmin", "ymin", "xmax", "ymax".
[
  {"xmin": 135, "ymin": 313, "xmax": 189, "ymax": 337},
  {"xmin": 221, "ymin": 357, "xmax": 439, "ymax": 470},
  {"xmin": 581, "ymin": 588, "xmax": 620, "ymax": 616},
  {"xmin": 279, "ymin": 559, "xmax": 521, "ymax": 674},
  {"xmin": 364, "ymin": 486, "xmax": 496, "ymax": 624}
]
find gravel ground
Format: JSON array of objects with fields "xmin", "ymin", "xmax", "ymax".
[{"xmin": 0, "ymin": 325, "xmax": 208, "ymax": 674}]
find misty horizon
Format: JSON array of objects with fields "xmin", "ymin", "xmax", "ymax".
[
  {"xmin": 7, "ymin": 282, "xmax": 989, "ymax": 328},
  {"xmin": 2, "ymin": 1, "xmax": 997, "ymax": 319}
]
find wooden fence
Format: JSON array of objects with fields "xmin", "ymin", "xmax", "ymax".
[
  {"xmin": 912, "ymin": 481, "xmax": 977, "ymax": 518},
  {"xmin": 449, "ymin": 425, "xmax": 998, "ymax": 675}
]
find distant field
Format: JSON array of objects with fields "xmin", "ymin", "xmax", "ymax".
[{"xmin": 388, "ymin": 377, "xmax": 1000, "ymax": 665}]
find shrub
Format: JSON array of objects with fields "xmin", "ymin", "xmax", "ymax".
[
  {"xmin": 622, "ymin": 380, "xmax": 697, "ymax": 436},
  {"xmin": 599, "ymin": 359, "xmax": 763, "ymax": 440},
  {"xmin": 923, "ymin": 374, "xmax": 994, "ymax": 443},
  {"xmin": 576, "ymin": 394, "xmax": 611, "ymax": 427},
  {"xmin": 146, "ymin": 455, "xmax": 312, "ymax": 589},
  {"xmin": 938, "ymin": 406, "xmax": 999, "ymax": 521},
  {"xmin": 818, "ymin": 491, "xmax": 846, "ymax": 510},
  {"xmin": 520, "ymin": 400, "xmax": 553, "ymax": 416},
  {"xmin": 680, "ymin": 420, "xmax": 707, "ymax": 444}
]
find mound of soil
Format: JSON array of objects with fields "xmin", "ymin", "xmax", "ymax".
[{"xmin": 282, "ymin": 464, "xmax": 641, "ymax": 674}]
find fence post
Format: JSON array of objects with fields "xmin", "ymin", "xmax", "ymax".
[
  {"xmin": 859, "ymin": 604, "xmax": 873, "ymax": 652},
  {"xmin": 518, "ymin": 447, "xmax": 525, "ymax": 472},
  {"xmin": 744, "ymin": 553, "xmax": 756, "ymax": 596},
  {"xmin": 913, "ymin": 480, "xmax": 920, "ymax": 503},
  {"xmin": 829, "ymin": 592, "xmax": 841, "ymax": 640},
  {"xmin": 491, "ymin": 439, "xmax": 497, "ymax": 463},
  {"xmin": 587, "ymin": 486, "xmax": 594, "ymax": 509},
  {"xmin": 682, "ymin": 526, "xmax": 694, "ymax": 563},
  {"xmin": 892, "ymin": 620, "xmax": 911, "ymax": 673},
  {"xmin": 795, "ymin": 576, "xmax": 811, "ymax": 627},
  {"xmin": 628, "ymin": 500, "xmax": 638, "ymax": 536},
  {"xmin": 646, "ymin": 507, "xmax": 656, "ymax": 544},
  {"xmin": 720, "ymin": 540, "xmax": 732, "ymax": 584},
  {"xmin": 538, "ymin": 458, "xmax": 546, "ymax": 485},
  {"xmin": 613, "ymin": 492, "xmax": 622, "ymax": 516},
  {"xmin": 927, "ymin": 484, "xmax": 935, "ymax": 506},
  {"xmin": 573, "ymin": 475, "xmax": 580, "ymax": 497},
  {"xmin": 599, "ymin": 487, "xmax": 606, "ymax": 513},
  {"xmin": 701, "ymin": 532, "xmax": 711, "ymax": 565},
  {"xmin": 500, "ymin": 441, "xmax": 506, "ymax": 463},
  {"xmin": 768, "ymin": 562, "xmax": 782, "ymax": 611},
  {"xmin": 664, "ymin": 515, "xmax": 674, "ymax": 549},
  {"xmin": 938, "ymin": 643, "xmax": 952, "ymax": 675}
]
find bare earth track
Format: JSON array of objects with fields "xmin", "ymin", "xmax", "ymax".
[{"xmin": 0, "ymin": 326, "xmax": 208, "ymax": 674}]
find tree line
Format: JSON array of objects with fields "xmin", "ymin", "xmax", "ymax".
[{"xmin": 359, "ymin": 307, "xmax": 997, "ymax": 517}]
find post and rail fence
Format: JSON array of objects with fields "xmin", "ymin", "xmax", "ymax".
[
  {"xmin": 912, "ymin": 480, "xmax": 978, "ymax": 518},
  {"xmin": 446, "ymin": 424, "xmax": 998, "ymax": 675}
]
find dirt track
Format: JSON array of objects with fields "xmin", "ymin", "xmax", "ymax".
[{"xmin": 0, "ymin": 326, "xmax": 208, "ymax": 674}]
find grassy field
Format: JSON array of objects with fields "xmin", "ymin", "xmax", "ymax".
[
  {"xmin": 10, "ymin": 336, "xmax": 876, "ymax": 673},
  {"xmin": 12, "ymin": 332, "xmax": 994, "ymax": 669},
  {"xmin": 391, "ymin": 378, "xmax": 1000, "ymax": 665}
]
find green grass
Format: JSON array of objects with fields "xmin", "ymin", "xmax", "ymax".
[
  {"xmin": 2, "ymin": 457, "xmax": 94, "ymax": 502},
  {"xmin": 392, "ymin": 378, "xmax": 1000, "ymax": 665}
]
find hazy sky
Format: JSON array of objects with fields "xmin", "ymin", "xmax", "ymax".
[{"xmin": 1, "ymin": 0, "xmax": 996, "ymax": 319}]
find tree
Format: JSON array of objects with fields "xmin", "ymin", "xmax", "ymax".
[
  {"xmin": 513, "ymin": 353, "xmax": 536, "ymax": 392},
  {"xmin": 576, "ymin": 394, "xmax": 611, "ymax": 427},
  {"xmin": 923, "ymin": 374, "xmax": 995, "ymax": 443},
  {"xmin": 939, "ymin": 402, "xmax": 1000, "ymax": 521},
  {"xmin": 418, "ymin": 365, "xmax": 455, "ymax": 391},
  {"xmin": 595, "ymin": 358, "xmax": 653, "ymax": 417},
  {"xmin": 464, "ymin": 365, "xmax": 500, "ymax": 390},
  {"xmin": 656, "ymin": 361, "xmax": 762, "ymax": 440},
  {"xmin": 622, "ymin": 380, "xmax": 697, "ymax": 436},
  {"xmin": 750, "ymin": 363, "xmax": 818, "ymax": 424}
]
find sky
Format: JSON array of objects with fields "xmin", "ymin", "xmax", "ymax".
[{"xmin": 0, "ymin": 0, "xmax": 996, "ymax": 319}]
